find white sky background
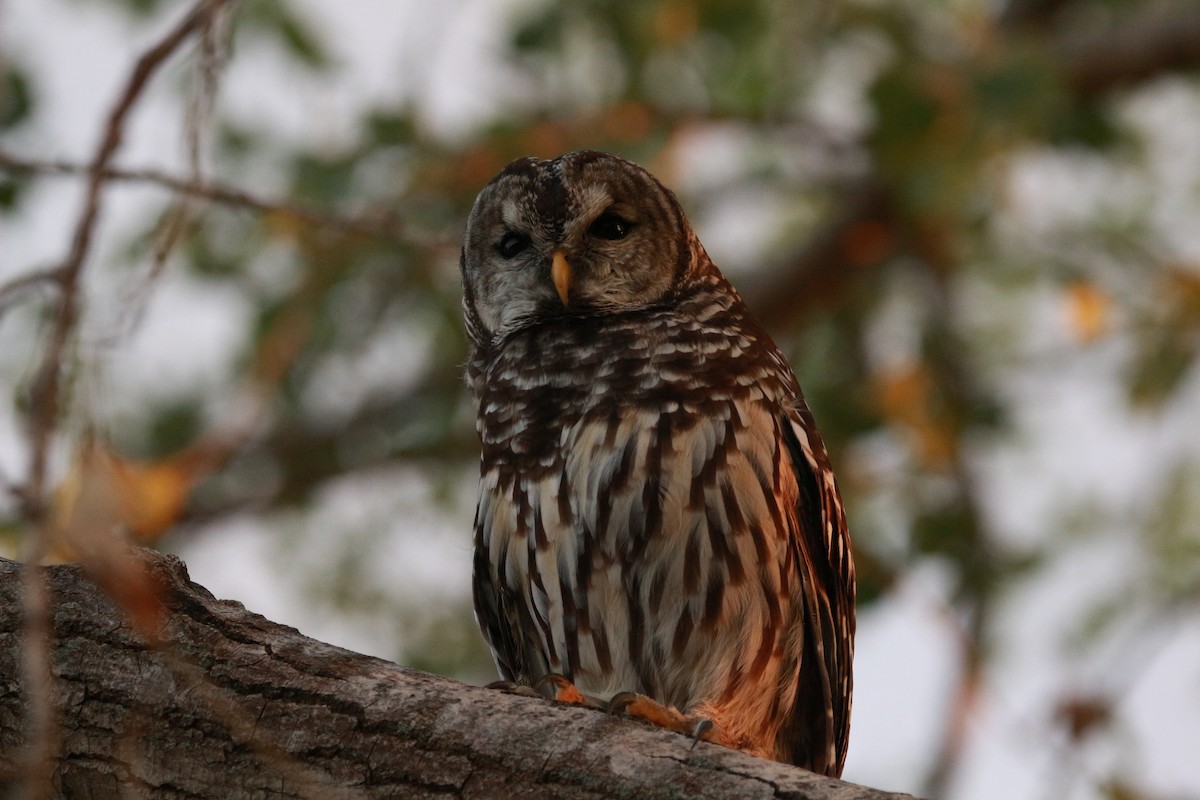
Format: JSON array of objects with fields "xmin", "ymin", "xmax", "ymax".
[{"xmin": 2, "ymin": 1, "xmax": 1199, "ymax": 798}]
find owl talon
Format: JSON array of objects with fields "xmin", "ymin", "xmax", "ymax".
[
  {"xmin": 690, "ymin": 718, "xmax": 714, "ymax": 750},
  {"xmin": 606, "ymin": 691, "xmax": 635, "ymax": 715},
  {"xmin": 606, "ymin": 691, "xmax": 720, "ymax": 747}
]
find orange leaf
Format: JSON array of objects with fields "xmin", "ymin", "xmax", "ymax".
[
  {"xmin": 48, "ymin": 440, "xmax": 177, "ymax": 640},
  {"xmin": 874, "ymin": 363, "xmax": 957, "ymax": 469},
  {"xmin": 1065, "ymin": 281, "xmax": 1110, "ymax": 343}
]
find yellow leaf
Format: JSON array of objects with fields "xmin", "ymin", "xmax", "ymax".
[
  {"xmin": 262, "ymin": 208, "xmax": 304, "ymax": 240},
  {"xmin": 52, "ymin": 439, "xmax": 207, "ymax": 550},
  {"xmin": 654, "ymin": 1, "xmax": 698, "ymax": 45},
  {"xmin": 48, "ymin": 440, "xmax": 182, "ymax": 639},
  {"xmin": 111, "ymin": 457, "xmax": 195, "ymax": 543},
  {"xmin": 875, "ymin": 363, "xmax": 957, "ymax": 469},
  {"xmin": 1065, "ymin": 281, "xmax": 1110, "ymax": 343}
]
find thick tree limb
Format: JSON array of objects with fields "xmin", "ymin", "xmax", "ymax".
[{"xmin": 0, "ymin": 550, "xmax": 914, "ymax": 799}]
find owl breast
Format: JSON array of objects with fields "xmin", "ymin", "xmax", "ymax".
[{"xmin": 471, "ymin": 280, "xmax": 807, "ymax": 746}]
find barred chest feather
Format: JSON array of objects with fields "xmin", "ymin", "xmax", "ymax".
[{"xmin": 469, "ymin": 282, "xmax": 799, "ymax": 475}]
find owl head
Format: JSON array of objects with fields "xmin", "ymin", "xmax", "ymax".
[{"xmin": 461, "ymin": 151, "xmax": 701, "ymax": 345}]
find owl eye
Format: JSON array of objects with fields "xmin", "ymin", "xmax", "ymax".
[
  {"xmin": 588, "ymin": 212, "xmax": 633, "ymax": 241},
  {"xmin": 497, "ymin": 231, "xmax": 531, "ymax": 259}
]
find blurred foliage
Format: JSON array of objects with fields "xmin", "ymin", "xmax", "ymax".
[
  {"xmin": 3, "ymin": 0, "xmax": 1200, "ymax": 796},
  {"xmin": 0, "ymin": 63, "xmax": 33, "ymax": 209}
]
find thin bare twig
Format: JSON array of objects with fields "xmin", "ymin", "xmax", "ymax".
[
  {"xmin": 0, "ymin": 268, "xmax": 61, "ymax": 316},
  {"xmin": 22, "ymin": 0, "xmax": 231, "ymax": 523},
  {"xmin": 14, "ymin": 545, "xmax": 54, "ymax": 800},
  {"xmin": 0, "ymin": 149, "xmax": 444, "ymax": 246},
  {"xmin": 111, "ymin": 2, "xmax": 235, "ymax": 347}
]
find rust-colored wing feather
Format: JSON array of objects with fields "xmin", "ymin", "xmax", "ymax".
[{"xmin": 780, "ymin": 409, "xmax": 855, "ymax": 775}]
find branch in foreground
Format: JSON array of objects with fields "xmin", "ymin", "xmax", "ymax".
[
  {"xmin": 22, "ymin": 0, "xmax": 233, "ymax": 524},
  {"xmin": 0, "ymin": 551, "xmax": 915, "ymax": 799}
]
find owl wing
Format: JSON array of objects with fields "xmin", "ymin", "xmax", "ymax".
[
  {"xmin": 472, "ymin": 490, "xmax": 550, "ymax": 685},
  {"xmin": 779, "ymin": 406, "xmax": 855, "ymax": 776}
]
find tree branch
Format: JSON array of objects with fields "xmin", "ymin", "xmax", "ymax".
[
  {"xmin": 1059, "ymin": 2, "xmax": 1200, "ymax": 97},
  {"xmin": 22, "ymin": 0, "xmax": 234, "ymax": 524},
  {"xmin": 737, "ymin": 2, "xmax": 1200, "ymax": 332},
  {"xmin": 0, "ymin": 149, "xmax": 439, "ymax": 246},
  {"xmin": 0, "ymin": 550, "xmax": 916, "ymax": 799},
  {"xmin": 0, "ymin": 269, "xmax": 61, "ymax": 317}
]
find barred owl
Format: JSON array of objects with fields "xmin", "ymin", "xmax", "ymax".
[{"xmin": 460, "ymin": 150, "xmax": 855, "ymax": 776}]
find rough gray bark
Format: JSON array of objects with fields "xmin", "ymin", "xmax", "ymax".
[{"xmin": 0, "ymin": 551, "xmax": 914, "ymax": 799}]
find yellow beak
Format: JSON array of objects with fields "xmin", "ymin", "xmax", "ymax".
[{"xmin": 551, "ymin": 251, "xmax": 571, "ymax": 306}]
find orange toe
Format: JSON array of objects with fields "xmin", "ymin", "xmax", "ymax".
[
  {"xmin": 536, "ymin": 674, "xmax": 601, "ymax": 707},
  {"xmin": 607, "ymin": 692, "xmax": 721, "ymax": 745}
]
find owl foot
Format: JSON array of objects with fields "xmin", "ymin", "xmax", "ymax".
[
  {"xmin": 536, "ymin": 674, "xmax": 606, "ymax": 708},
  {"xmin": 607, "ymin": 692, "xmax": 721, "ymax": 748}
]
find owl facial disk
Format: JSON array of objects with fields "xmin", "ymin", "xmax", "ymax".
[
  {"xmin": 462, "ymin": 150, "xmax": 697, "ymax": 340},
  {"xmin": 551, "ymin": 251, "xmax": 572, "ymax": 306}
]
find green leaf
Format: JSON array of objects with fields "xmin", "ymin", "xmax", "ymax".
[
  {"xmin": 1129, "ymin": 334, "xmax": 1195, "ymax": 406},
  {"xmin": 0, "ymin": 64, "xmax": 34, "ymax": 130},
  {"xmin": 512, "ymin": 6, "xmax": 568, "ymax": 51},
  {"xmin": 365, "ymin": 110, "xmax": 417, "ymax": 148},
  {"xmin": 0, "ymin": 179, "xmax": 25, "ymax": 212},
  {"xmin": 143, "ymin": 399, "xmax": 205, "ymax": 458},
  {"xmin": 239, "ymin": 0, "xmax": 330, "ymax": 69},
  {"xmin": 64, "ymin": 0, "xmax": 168, "ymax": 18}
]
